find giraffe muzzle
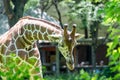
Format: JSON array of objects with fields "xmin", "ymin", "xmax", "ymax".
[
  {"xmin": 66, "ymin": 59, "xmax": 75, "ymax": 70},
  {"xmin": 66, "ymin": 62, "xmax": 74, "ymax": 70}
]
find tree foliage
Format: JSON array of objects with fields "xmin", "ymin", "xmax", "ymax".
[
  {"xmin": 24, "ymin": 0, "xmax": 39, "ymax": 11},
  {"xmin": 105, "ymin": 0, "xmax": 120, "ymax": 80},
  {"xmin": 104, "ymin": 0, "xmax": 120, "ymax": 24}
]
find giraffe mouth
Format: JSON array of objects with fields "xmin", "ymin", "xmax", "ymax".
[{"xmin": 66, "ymin": 62, "xmax": 74, "ymax": 70}]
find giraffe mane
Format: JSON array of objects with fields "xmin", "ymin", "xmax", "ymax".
[{"xmin": 20, "ymin": 16, "xmax": 62, "ymax": 30}]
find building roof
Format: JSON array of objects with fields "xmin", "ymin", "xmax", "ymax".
[{"xmin": 77, "ymin": 37, "xmax": 106, "ymax": 45}]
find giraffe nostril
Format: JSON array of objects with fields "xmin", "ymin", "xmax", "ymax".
[{"xmin": 66, "ymin": 60, "xmax": 74, "ymax": 70}]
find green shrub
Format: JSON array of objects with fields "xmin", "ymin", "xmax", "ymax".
[
  {"xmin": 106, "ymin": 26, "xmax": 120, "ymax": 80},
  {"xmin": 44, "ymin": 69, "xmax": 112, "ymax": 80},
  {"xmin": 0, "ymin": 53, "xmax": 43, "ymax": 80}
]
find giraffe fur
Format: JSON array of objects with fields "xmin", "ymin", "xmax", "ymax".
[{"xmin": 0, "ymin": 16, "xmax": 82, "ymax": 79}]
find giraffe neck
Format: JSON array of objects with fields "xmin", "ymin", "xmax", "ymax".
[
  {"xmin": 3, "ymin": 16, "xmax": 63, "ymax": 49},
  {"xmin": 22, "ymin": 17, "xmax": 63, "ymax": 40}
]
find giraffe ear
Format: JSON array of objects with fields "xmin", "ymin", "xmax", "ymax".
[{"xmin": 75, "ymin": 33, "xmax": 84, "ymax": 40}]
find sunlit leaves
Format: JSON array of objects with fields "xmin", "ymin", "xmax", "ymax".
[
  {"xmin": 24, "ymin": 0, "xmax": 40, "ymax": 11},
  {"xmin": 79, "ymin": 69, "xmax": 91, "ymax": 80},
  {"xmin": 105, "ymin": 0, "xmax": 120, "ymax": 76},
  {"xmin": 104, "ymin": 0, "xmax": 120, "ymax": 24},
  {"xmin": 65, "ymin": 0, "xmax": 104, "ymax": 28},
  {"xmin": 106, "ymin": 22, "xmax": 120, "ymax": 80},
  {"xmin": 0, "ymin": 53, "xmax": 42, "ymax": 80}
]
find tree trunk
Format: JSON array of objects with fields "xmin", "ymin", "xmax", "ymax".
[
  {"xmin": 91, "ymin": 43, "xmax": 97, "ymax": 72},
  {"xmin": 90, "ymin": 21, "xmax": 99, "ymax": 72},
  {"xmin": 82, "ymin": 17, "xmax": 92, "ymax": 64},
  {"xmin": 3, "ymin": 0, "xmax": 28, "ymax": 28}
]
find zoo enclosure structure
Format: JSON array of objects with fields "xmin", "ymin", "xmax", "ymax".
[{"xmin": 38, "ymin": 37, "xmax": 108, "ymax": 75}]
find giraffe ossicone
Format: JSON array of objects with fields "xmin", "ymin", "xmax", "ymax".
[{"xmin": 0, "ymin": 16, "xmax": 83, "ymax": 78}]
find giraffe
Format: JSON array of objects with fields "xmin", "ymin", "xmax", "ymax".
[{"xmin": 0, "ymin": 16, "xmax": 82, "ymax": 79}]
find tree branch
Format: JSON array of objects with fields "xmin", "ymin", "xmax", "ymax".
[
  {"xmin": 40, "ymin": 0, "xmax": 49, "ymax": 18},
  {"xmin": 103, "ymin": 23, "xmax": 119, "ymax": 44},
  {"xmin": 3, "ymin": 0, "xmax": 14, "ymax": 19},
  {"xmin": 40, "ymin": 0, "xmax": 53, "ymax": 18},
  {"xmin": 52, "ymin": 0, "xmax": 63, "ymax": 29}
]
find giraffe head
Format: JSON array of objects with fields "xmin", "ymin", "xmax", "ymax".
[{"xmin": 57, "ymin": 24, "xmax": 81, "ymax": 70}]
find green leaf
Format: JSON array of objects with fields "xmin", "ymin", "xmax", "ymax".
[{"xmin": 114, "ymin": 73, "xmax": 120, "ymax": 80}]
